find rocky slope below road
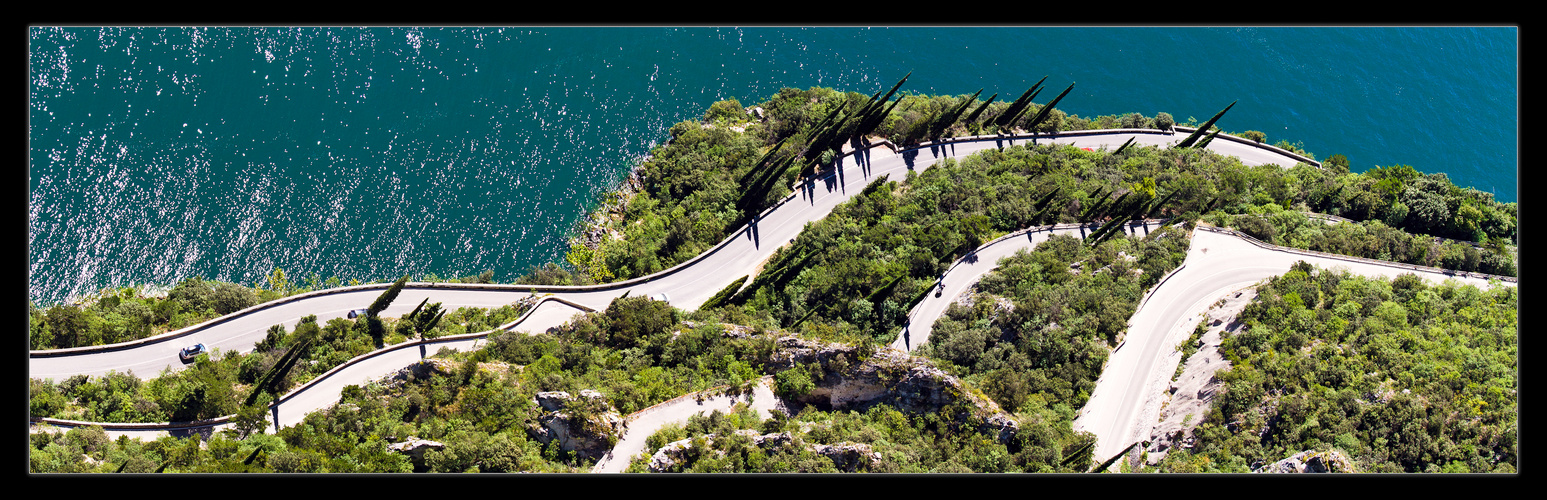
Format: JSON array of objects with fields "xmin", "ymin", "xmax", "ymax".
[{"xmin": 763, "ymin": 334, "xmax": 1019, "ymax": 444}]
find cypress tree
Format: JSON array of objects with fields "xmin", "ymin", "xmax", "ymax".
[
  {"xmin": 1113, "ymin": 137, "xmax": 1137, "ymax": 154},
  {"xmin": 1100, "ymin": 191, "xmax": 1131, "ymax": 220},
  {"xmin": 860, "ymin": 273, "xmax": 907, "ymax": 305},
  {"xmin": 1060, "ymin": 440, "xmax": 1096, "ymax": 470},
  {"xmin": 423, "ymin": 309, "xmax": 446, "ymax": 335},
  {"xmin": 995, "ymin": 76, "xmax": 1048, "ymax": 127},
  {"xmin": 929, "ymin": 89, "xmax": 982, "ymax": 138},
  {"xmin": 367, "ymin": 275, "xmax": 409, "ymax": 317},
  {"xmin": 1034, "ymin": 187, "xmax": 1063, "ymax": 212},
  {"xmin": 963, "ymin": 93, "xmax": 998, "ymax": 123},
  {"xmin": 1176, "ymin": 100, "xmax": 1236, "ymax": 148},
  {"xmin": 1082, "ymin": 191, "xmax": 1114, "ymax": 221},
  {"xmin": 904, "ymin": 279, "xmax": 935, "ymax": 311},
  {"xmin": 406, "ymin": 297, "xmax": 428, "ymax": 322},
  {"xmin": 876, "ymin": 72, "xmax": 910, "ymax": 108},
  {"xmin": 1195, "ymin": 129, "xmax": 1221, "ymax": 149},
  {"xmin": 1000, "ymin": 86, "xmax": 1044, "ymax": 128},
  {"xmin": 1090, "ymin": 441, "xmax": 1146, "ymax": 473},
  {"xmin": 1147, "ymin": 190, "xmax": 1179, "ymax": 218},
  {"xmin": 738, "ymin": 137, "xmax": 790, "ymax": 185},
  {"xmin": 699, "ymin": 275, "xmax": 749, "ymax": 310},
  {"xmin": 1024, "ymin": 82, "xmax": 1076, "ymax": 133},
  {"xmin": 853, "ymin": 73, "xmax": 911, "ymax": 139}
]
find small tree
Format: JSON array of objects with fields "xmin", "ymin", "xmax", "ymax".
[
  {"xmin": 232, "ymin": 392, "xmax": 273, "ymax": 438},
  {"xmin": 367, "ymin": 275, "xmax": 410, "ymax": 317},
  {"xmin": 211, "ymin": 281, "xmax": 259, "ymax": 315},
  {"xmin": 1154, "ymin": 112, "xmax": 1175, "ymax": 131},
  {"xmin": 1242, "ymin": 130, "xmax": 1266, "ymax": 143},
  {"xmin": 1176, "ymin": 101, "xmax": 1235, "ymax": 148},
  {"xmin": 704, "ymin": 98, "xmax": 745, "ymax": 124}
]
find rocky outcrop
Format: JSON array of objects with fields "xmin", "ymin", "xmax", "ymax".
[
  {"xmin": 812, "ymin": 442, "xmax": 882, "ymax": 472},
  {"xmin": 1254, "ymin": 449, "xmax": 1358, "ymax": 473},
  {"xmin": 387, "ymin": 436, "xmax": 446, "ymax": 470},
  {"xmin": 766, "ymin": 335, "xmax": 1019, "ymax": 444},
  {"xmin": 527, "ymin": 390, "xmax": 625, "ymax": 461},
  {"xmin": 379, "ymin": 358, "xmax": 516, "ymax": 390}
]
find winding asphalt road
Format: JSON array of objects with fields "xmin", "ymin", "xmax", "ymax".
[
  {"xmin": 30, "ymin": 128, "xmax": 1329, "ymax": 444},
  {"xmin": 890, "ymin": 217, "xmax": 1516, "ymax": 467},
  {"xmin": 1074, "ymin": 227, "xmax": 1515, "ymax": 466}
]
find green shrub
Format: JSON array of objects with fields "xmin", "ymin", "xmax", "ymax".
[{"xmin": 704, "ymin": 98, "xmax": 746, "ymax": 124}]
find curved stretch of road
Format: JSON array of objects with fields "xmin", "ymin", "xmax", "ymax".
[
  {"xmin": 1074, "ymin": 228, "xmax": 1515, "ymax": 466},
  {"xmin": 894, "ymin": 215, "xmax": 1517, "ymax": 467},
  {"xmin": 30, "ymin": 128, "xmax": 1328, "ymax": 445},
  {"xmin": 591, "ymin": 377, "xmax": 779, "ymax": 473},
  {"xmin": 890, "ymin": 219, "xmax": 1167, "ymax": 352}
]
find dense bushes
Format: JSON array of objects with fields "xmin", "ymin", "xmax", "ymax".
[
  {"xmin": 631, "ymin": 400, "xmax": 1098, "ymax": 473},
  {"xmin": 30, "ymin": 347, "xmax": 241, "ymax": 424},
  {"xmin": 926, "ymin": 229, "xmax": 1189, "ymax": 412},
  {"xmin": 1154, "ymin": 264, "xmax": 1517, "ymax": 473},
  {"xmin": 1212, "ymin": 206, "xmax": 1515, "ymax": 276}
]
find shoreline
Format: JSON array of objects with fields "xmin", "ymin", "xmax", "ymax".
[{"xmin": 564, "ymin": 155, "xmax": 647, "ymax": 257}]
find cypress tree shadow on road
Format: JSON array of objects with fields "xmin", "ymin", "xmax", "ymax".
[
  {"xmin": 836, "ymin": 156, "xmax": 846, "ymax": 194},
  {"xmin": 856, "ymin": 140, "xmax": 873, "ymax": 178},
  {"xmin": 747, "ymin": 213, "xmax": 761, "ymax": 249}
]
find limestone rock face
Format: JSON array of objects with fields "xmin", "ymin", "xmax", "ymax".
[
  {"xmin": 767, "ymin": 336, "xmax": 1019, "ymax": 444},
  {"xmin": 526, "ymin": 390, "xmax": 625, "ymax": 461},
  {"xmin": 387, "ymin": 436, "xmax": 446, "ymax": 469},
  {"xmin": 1255, "ymin": 449, "xmax": 1357, "ymax": 473},
  {"xmin": 812, "ymin": 442, "xmax": 883, "ymax": 472}
]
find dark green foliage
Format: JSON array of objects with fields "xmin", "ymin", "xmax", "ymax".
[
  {"xmin": 1022, "ymin": 83, "xmax": 1075, "ymax": 133},
  {"xmin": 639, "ymin": 399, "xmax": 1099, "ymax": 473},
  {"xmin": 704, "ymin": 98, "xmax": 745, "ymax": 123},
  {"xmin": 963, "ymin": 92, "xmax": 998, "ymax": 123},
  {"xmin": 599, "ymin": 295, "xmax": 679, "ymax": 349},
  {"xmin": 399, "ymin": 300, "xmax": 446, "ymax": 339},
  {"xmin": 211, "ymin": 282, "xmax": 259, "ymax": 315},
  {"xmin": 927, "ymin": 229, "xmax": 1189, "ymax": 411},
  {"xmin": 367, "ymin": 275, "xmax": 410, "ymax": 317},
  {"xmin": 1092, "ymin": 440, "xmax": 1145, "ymax": 472},
  {"xmin": 1113, "ymin": 137, "xmax": 1136, "ymax": 154},
  {"xmin": 44, "ymin": 304, "xmax": 89, "ymax": 349},
  {"xmin": 1226, "ymin": 205, "xmax": 1514, "ymax": 276},
  {"xmin": 168, "ymin": 277, "xmax": 217, "ymax": 315},
  {"xmin": 1194, "ymin": 129, "xmax": 1221, "ymax": 149},
  {"xmin": 927, "ymin": 89, "xmax": 983, "ymax": 139},
  {"xmin": 994, "ymin": 76, "xmax": 1048, "ymax": 127},
  {"xmin": 700, "ymin": 276, "xmax": 749, "ymax": 311},
  {"xmin": 455, "ymin": 270, "xmax": 496, "ymax": 284},
  {"xmin": 514, "ymin": 262, "xmax": 595, "ymax": 286},
  {"xmin": 851, "ymin": 72, "xmax": 910, "ymax": 138},
  {"xmin": 1176, "ymin": 101, "xmax": 1236, "ymax": 148}
]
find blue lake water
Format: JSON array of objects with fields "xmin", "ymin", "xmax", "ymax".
[{"xmin": 27, "ymin": 26, "xmax": 1518, "ymax": 305}]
